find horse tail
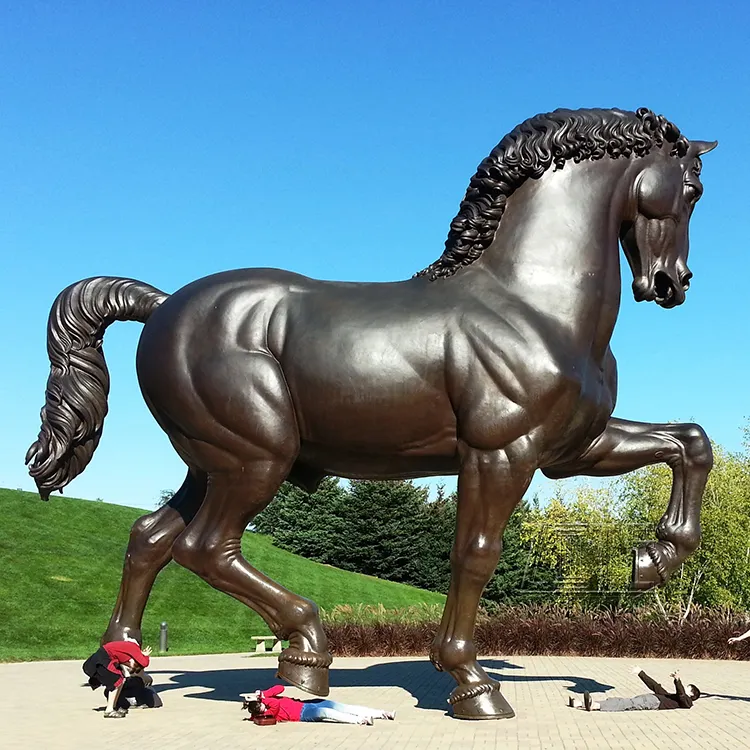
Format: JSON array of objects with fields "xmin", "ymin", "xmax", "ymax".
[{"xmin": 25, "ymin": 277, "xmax": 168, "ymax": 499}]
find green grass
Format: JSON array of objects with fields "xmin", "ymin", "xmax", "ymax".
[{"xmin": 0, "ymin": 488, "xmax": 444, "ymax": 662}]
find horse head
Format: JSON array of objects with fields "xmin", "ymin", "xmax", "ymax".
[{"xmin": 620, "ymin": 139, "xmax": 717, "ymax": 309}]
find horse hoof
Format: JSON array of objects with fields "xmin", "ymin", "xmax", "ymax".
[
  {"xmin": 632, "ymin": 544, "xmax": 663, "ymax": 591},
  {"xmin": 449, "ymin": 681, "xmax": 515, "ymax": 720},
  {"xmin": 277, "ymin": 649, "xmax": 331, "ymax": 696}
]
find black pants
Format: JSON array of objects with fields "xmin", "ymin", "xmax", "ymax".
[
  {"xmin": 82, "ymin": 647, "xmax": 119, "ymax": 692},
  {"xmin": 112, "ymin": 676, "xmax": 163, "ymax": 709}
]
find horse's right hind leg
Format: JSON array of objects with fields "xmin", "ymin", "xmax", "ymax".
[
  {"xmin": 101, "ymin": 469, "xmax": 207, "ymax": 644},
  {"xmin": 172, "ymin": 467, "xmax": 332, "ymax": 696}
]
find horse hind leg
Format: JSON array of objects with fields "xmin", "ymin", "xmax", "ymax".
[
  {"xmin": 171, "ymin": 464, "xmax": 331, "ymax": 696},
  {"xmin": 102, "ymin": 468, "xmax": 207, "ymax": 644}
]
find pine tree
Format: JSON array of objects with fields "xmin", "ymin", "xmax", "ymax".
[{"xmin": 330, "ymin": 480, "xmax": 431, "ymax": 584}]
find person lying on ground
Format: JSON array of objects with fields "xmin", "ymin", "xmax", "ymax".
[
  {"xmin": 728, "ymin": 627, "xmax": 750, "ymax": 645},
  {"xmin": 82, "ymin": 639, "xmax": 152, "ymax": 718},
  {"xmin": 568, "ymin": 667, "xmax": 700, "ymax": 712},
  {"xmin": 241, "ymin": 685, "xmax": 395, "ymax": 725}
]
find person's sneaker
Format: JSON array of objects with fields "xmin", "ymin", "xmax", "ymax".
[
  {"xmin": 383, "ymin": 711, "xmax": 395, "ymax": 720},
  {"xmin": 103, "ymin": 708, "xmax": 127, "ymax": 718},
  {"xmin": 359, "ymin": 716, "xmax": 374, "ymax": 725}
]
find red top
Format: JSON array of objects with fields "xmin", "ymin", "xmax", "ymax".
[
  {"xmin": 259, "ymin": 685, "xmax": 304, "ymax": 722},
  {"xmin": 102, "ymin": 641, "xmax": 151, "ymax": 688}
]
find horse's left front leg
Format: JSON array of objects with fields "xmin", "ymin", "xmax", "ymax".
[
  {"xmin": 432, "ymin": 438, "xmax": 536, "ymax": 720},
  {"xmin": 544, "ymin": 417, "xmax": 713, "ymax": 590}
]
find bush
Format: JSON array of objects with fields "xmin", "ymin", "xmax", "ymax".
[{"xmin": 323, "ymin": 604, "xmax": 750, "ymax": 660}]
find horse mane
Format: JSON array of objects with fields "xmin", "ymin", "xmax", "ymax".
[{"xmin": 417, "ymin": 107, "xmax": 690, "ymax": 280}]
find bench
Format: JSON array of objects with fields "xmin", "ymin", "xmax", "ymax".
[{"xmin": 251, "ymin": 635, "xmax": 283, "ymax": 654}]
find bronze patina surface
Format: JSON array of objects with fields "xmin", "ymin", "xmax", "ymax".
[{"xmin": 27, "ymin": 107, "xmax": 716, "ymax": 718}]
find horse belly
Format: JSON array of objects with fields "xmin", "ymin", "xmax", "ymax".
[{"xmin": 284, "ymin": 355, "xmax": 457, "ymax": 459}]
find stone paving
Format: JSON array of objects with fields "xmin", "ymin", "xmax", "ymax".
[{"xmin": 2, "ymin": 653, "xmax": 750, "ymax": 749}]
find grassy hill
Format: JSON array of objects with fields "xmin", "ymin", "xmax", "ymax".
[{"xmin": 0, "ymin": 488, "xmax": 444, "ymax": 661}]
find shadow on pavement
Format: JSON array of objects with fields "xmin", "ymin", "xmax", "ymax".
[
  {"xmin": 149, "ymin": 658, "xmax": 614, "ymax": 712},
  {"xmin": 703, "ymin": 692, "xmax": 750, "ymax": 703}
]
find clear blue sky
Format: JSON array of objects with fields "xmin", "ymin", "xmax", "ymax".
[{"xmin": 2, "ymin": 1, "xmax": 748, "ymax": 510}]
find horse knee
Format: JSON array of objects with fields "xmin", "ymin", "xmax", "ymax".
[
  {"xmin": 677, "ymin": 424, "xmax": 713, "ymax": 470},
  {"xmin": 451, "ymin": 538, "xmax": 503, "ymax": 582},
  {"xmin": 685, "ymin": 424, "xmax": 713, "ymax": 469}
]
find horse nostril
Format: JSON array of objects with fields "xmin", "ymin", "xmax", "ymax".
[{"xmin": 680, "ymin": 271, "xmax": 693, "ymax": 290}]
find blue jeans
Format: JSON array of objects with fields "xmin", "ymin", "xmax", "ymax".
[
  {"xmin": 599, "ymin": 694, "xmax": 661, "ymax": 711},
  {"xmin": 300, "ymin": 699, "xmax": 385, "ymax": 723}
]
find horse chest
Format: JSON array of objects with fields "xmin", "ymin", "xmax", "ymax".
[{"xmin": 549, "ymin": 357, "xmax": 617, "ymax": 453}]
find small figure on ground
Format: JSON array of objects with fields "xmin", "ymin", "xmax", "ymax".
[
  {"xmin": 728, "ymin": 627, "xmax": 750, "ymax": 645},
  {"xmin": 568, "ymin": 667, "xmax": 699, "ymax": 712},
  {"xmin": 82, "ymin": 639, "xmax": 153, "ymax": 718},
  {"xmin": 242, "ymin": 685, "xmax": 395, "ymax": 725}
]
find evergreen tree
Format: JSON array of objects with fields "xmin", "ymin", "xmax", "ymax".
[
  {"xmin": 418, "ymin": 487, "xmax": 456, "ymax": 593},
  {"xmin": 331, "ymin": 479, "xmax": 431, "ymax": 585},
  {"xmin": 254, "ymin": 477, "xmax": 555, "ymax": 600},
  {"xmin": 253, "ymin": 477, "xmax": 347, "ymax": 562}
]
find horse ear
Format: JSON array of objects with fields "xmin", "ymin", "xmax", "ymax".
[{"xmin": 692, "ymin": 140, "xmax": 718, "ymax": 155}]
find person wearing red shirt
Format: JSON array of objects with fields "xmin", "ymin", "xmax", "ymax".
[
  {"xmin": 243, "ymin": 685, "xmax": 395, "ymax": 725},
  {"xmin": 82, "ymin": 638, "xmax": 152, "ymax": 718}
]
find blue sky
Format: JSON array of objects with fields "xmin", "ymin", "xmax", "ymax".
[{"xmin": 1, "ymin": 1, "xmax": 748, "ymax": 510}]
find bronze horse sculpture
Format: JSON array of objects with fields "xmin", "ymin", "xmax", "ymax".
[{"xmin": 27, "ymin": 107, "xmax": 716, "ymax": 719}]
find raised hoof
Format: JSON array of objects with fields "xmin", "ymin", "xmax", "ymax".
[
  {"xmin": 632, "ymin": 544, "xmax": 663, "ymax": 591},
  {"xmin": 277, "ymin": 650, "xmax": 331, "ymax": 696},
  {"xmin": 449, "ymin": 681, "xmax": 515, "ymax": 720}
]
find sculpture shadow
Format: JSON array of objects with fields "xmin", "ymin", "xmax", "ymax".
[{"xmin": 149, "ymin": 658, "xmax": 614, "ymax": 712}]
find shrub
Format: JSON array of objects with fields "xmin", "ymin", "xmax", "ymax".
[{"xmin": 323, "ymin": 604, "xmax": 750, "ymax": 660}]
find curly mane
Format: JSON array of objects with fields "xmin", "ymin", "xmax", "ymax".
[{"xmin": 417, "ymin": 107, "xmax": 689, "ymax": 280}]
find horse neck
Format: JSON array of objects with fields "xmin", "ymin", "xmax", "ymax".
[{"xmin": 475, "ymin": 158, "xmax": 630, "ymax": 360}]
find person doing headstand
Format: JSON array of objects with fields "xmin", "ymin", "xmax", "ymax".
[
  {"xmin": 569, "ymin": 666, "xmax": 699, "ymax": 712},
  {"xmin": 82, "ymin": 638, "xmax": 152, "ymax": 718},
  {"xmin": 242, "ymin": 685, "xmax": 395, "ymax": 725}
]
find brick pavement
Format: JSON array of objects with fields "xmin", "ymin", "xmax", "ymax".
[{"xmin": 2, "ymin": 654, "xmax": 749, "ymax": 749}]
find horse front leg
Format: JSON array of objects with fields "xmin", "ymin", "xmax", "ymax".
[
  {"xmin": 432, "ymin": 439, "xmax": 536, "ymax": 720},
  {"xmin": 544, "ymin": 417, "xmax": 713, "ymax": 590}
]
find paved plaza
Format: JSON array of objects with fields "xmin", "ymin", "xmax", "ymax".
[{"xmin": 2, "ymin": 653, "xmax": 749, "ymax": 749}]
